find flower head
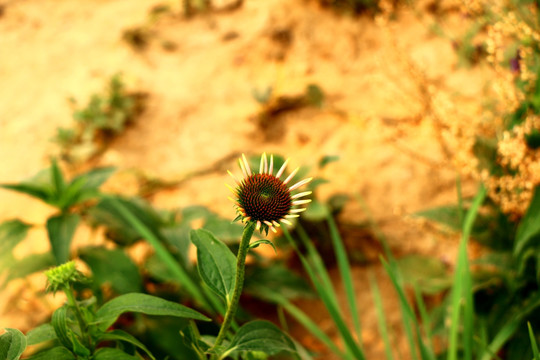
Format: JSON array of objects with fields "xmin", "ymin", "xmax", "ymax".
[
  {"xmin": 45, "ymin": 261, "xmax": 86, "ymax": 294},
  {"xmin": 228, "ymin": 153, "xmax": 312, "ymax": 234}
]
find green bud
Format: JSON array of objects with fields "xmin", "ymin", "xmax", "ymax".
[{"xmin": 45, "ymin": 261, "xmax": 86, "ymax": 294}]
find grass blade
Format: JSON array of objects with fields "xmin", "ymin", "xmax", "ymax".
[
  {"xmin": 104, "ymin": 197, "xmax": 210, "ymax": 311},
  {"xmin": 369, "ymin": 272, "xmax": 394, "ymax": 360},
  {"xmin": 448, "ymin": 186, "xmax": 487, "ymax": 360},
  {"xmin": 296, "ymin": 224, "xmax": 340, "ymax": 311},
  {"xmin": 528, "ymin": 322, "xmax": 540, "ymax": 359},
  {"xmin": 282, "ymin": 227, "xmax": 365, "ymax": 360},
  {"xmin": 327, "ymin": 214, "xmax": 362, "ymax": 341},
  {"xmin": 265, "ymin": 291, "xmax": 348, "ymax": 359}
]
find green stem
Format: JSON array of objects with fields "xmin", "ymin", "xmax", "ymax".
[
  {"xmin": 212, "ymin": 221, "xmax": 256, "ymax": 351},
  {"xmin": 63, "ymin": 284, "xmax": 91, "ymax": 348}
]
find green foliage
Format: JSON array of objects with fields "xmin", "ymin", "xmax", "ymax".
[
  {"xmin": 54, "ymin": 75, "xmax": 144, "ymax": 163},
  {"xmin": 0, "ymin": 328, "xmax": 26, "ymax": 360},
  {"xmin": 79, "ymin": 246, "xmax": 142, "ymax": 294},
  {"xmin": 223, "ymin": 321, "xmax": 297, "ymax": 357},
  {"xmin": 191, "ymin": 228, "xmax": 237, "ymax": 304}
]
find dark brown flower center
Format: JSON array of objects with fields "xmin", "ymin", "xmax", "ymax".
[{"xmin": 237, "ymin": 173, "xmax": 292, "ymax": 222}]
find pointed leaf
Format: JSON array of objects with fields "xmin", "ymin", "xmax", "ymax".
[
  {"xmin": 3, "ymin": 253, "xmax": 55, "ymax": 286},
  {"xmin": 249, "ymin": 239, "xmax": 277, "ymax": 254},
  {"xmin": 50, "ymin": 159, "xmax": 66, "ymax": 197},
  {"xmin": 97, "ymin": 329, "xmax": 155, "ymax": 360},
  {"xmin": 25, "ymin": 346, "xmax": 75, "ymax": 360},
  {"xmin": 190, "ymin": 229, "xmax": 236, "ymax": 302},
  {"xmin": 0, "ymin": 183, "xmax": 53, "ymax": 203},
  {"xmin": 94, "ymin": 293, "xmax": 209, "ymax": 331},
  {"xmin": 46, "ymin": 213, "xmax": 80, "ymax": 264},
  {"xmin": 71, "ymin": 166, "xmax": 115, "ymax": 190},
  {"xmin": 0, "ymin": 328, "xmax": 27, "ymax": 360},
  {"xmin": 93, "ymin": 348, "xmax": 139, "ymax": 360},
  {"xmin": 0, "ymin": 220, "xmax": 31, "ymax": 271},
  {"xmin": 79, "ymin": 246, "xmax": 142, "ymax": 294},
  {"xmin": 226, "ymin": 321, "xmax": 296, "ymax": 356},
  {"xmin": 515, "ymin": 186, "xmax": 540, "ymax": 257},
  {"xmin": 26, "ymin": 323, "xmax": 57, "ymax": 345},
  {"xmin": 51, "ymin": 306, "xmax": 73, "ymax": 350}
]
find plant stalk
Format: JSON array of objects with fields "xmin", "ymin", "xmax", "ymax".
[
  {"xmin": 212, "ymin": 221, "xmax": 256, "ymax": 351},
  {"xmin": 63, "ymin": 284, "xmax": 91, "ymax": 348}
]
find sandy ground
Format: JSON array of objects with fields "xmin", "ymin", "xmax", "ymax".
[{"xmin": 0, "ymin": 0, "xmax": 490, "ymax": 358}]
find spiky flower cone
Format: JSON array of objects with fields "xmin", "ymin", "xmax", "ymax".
[{"xmin": 228, "ymin": 153, "xmax": 312, "ymax": 234}]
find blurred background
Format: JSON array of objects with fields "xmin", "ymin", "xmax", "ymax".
[{"xmin": 1, "ymin": 0, "xmax": 537, "ymax": 358}]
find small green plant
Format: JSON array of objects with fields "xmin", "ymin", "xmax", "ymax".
[
  {"xmin": 4, "ymin": 261, "xmax": 210, "ymax": 360},
  {"xmin": 53, "ymin": 75, "xmax": 145, "ymax": 163},
  {"xmin": 1, "ymin": 154, "xmax": 315, "ymax": 360},
  {"xmin": 0, "ymin": 160, "xmax": 115, "ymax": 271}
]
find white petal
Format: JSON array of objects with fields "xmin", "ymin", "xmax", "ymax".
[
  {"xmin": 289, "ymin": 177, "xmax": 313, "ymax": 191},
  {"xmin": 291, "ymin": 191, "xmax": 312, "ymax": 199},
  {"xmin": 290, "ymin": 208, "xmax": 307, "ymax": 213},
  {"xmin": 264, "ymin": 220, "xmax": 273, "ymax": 227},
  {"xmin": 270, "ymin": 226, "xmax": 277, "ymax": 233},
  {"xmin": 293, "ymin": 199, "xmax": 312, "ymax": 205},
  {"xmin": 272, "ymin": 221, "xmax": 280, "ymax": 227},
  {"xmin": 238, "ymin": 158, "xmax": 247, "ymax": 178},
  {"xmin": 281, "ymin": 219, "xmax": 293, "ymax": 225},
  {"xmin": 225, "ymin": 183, "xmax": 237, "ymax": 194},
  {"xmin": 256, "ymin": 221, "xmax": 261, "ymax": 230},
  {"xmin": 242, "ymin": 154, "xmax": 252, "ymax": 176},
  {"xmin": 227, "ymin": 170, "xmax": 240, "ymax": 185},
  {"xmin": 283, "ymin": 167, "xmax": 299, "ymax": 185},
  {"xmin": 259, "ymin": 153, "xmax": 266, "ymax": 174},
  {"xmin": 276, "ymin": 158, "xmax": 289, "ymax": 178},
  {"xmin": 268, "ymin": 155, "xmax": 274, "ymax": 175},
  {"xmin": 285, "ymin": 214, "xmax": 300, "ymax": 218}
]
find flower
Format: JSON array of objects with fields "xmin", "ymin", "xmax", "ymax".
[
  {"xmin": 227, "ymin": 153, "xmax": 312, "ymax": 234},
  {"xmin": 45, "ymin": 261, "xmax": 86, "ymax": 294}
]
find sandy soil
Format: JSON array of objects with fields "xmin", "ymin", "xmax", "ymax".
[{"xmin": 0, "ymin": 0, "xmax": 490, "ymax": 358}]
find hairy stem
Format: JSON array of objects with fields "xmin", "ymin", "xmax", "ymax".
[
  {"xmin": 212, "ymin": 221, "xmax": 256, "ymax": 351},
  {"xmin": 63, "ymin": 284, "xmax": 91, "ymax": 348}
]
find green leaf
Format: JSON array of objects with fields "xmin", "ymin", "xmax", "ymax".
[
  {"xmin": 249, "ymin": 239, "xmax": 277, "ymax": 254},
  {"xmin": 160, "ymin": 224, "xmax": 192, "ymax": 268},
  {"xmin": 414, "ymin": 205, "xmax": 464, "ymax": 231},
  {"xmin": 514, "ymin": 186, "xmax": 540, "ymax": 258},
  {"xmin": 318, "ymin": 155, "xmax": 339, "ymax": 168},
  {"xmin": 98, "ymin": 329, "xmax": 155, "ymax": 360},
  {"xmin": 93, "ymin": 348, "xmax": 140, "ymax": 360},
  {"xmin": 79, "ymin": 246, "xmax": 142, "ymax": 294},
  {"xmin": 225, "ymin": 321, "xmax": 297, "ymax": 356},
  {"xmin": 0, "ymin": 220, "xmax": 31, "ymax": 271},
  {"xmin": 0, "ymin": 183, "xmax": 53, "ymax": 204},
  {"xmin": 528, "ymin": 322, "xmax": 540, "ymax": 360},
  {"xmin": 245, "ymin": 264, "xmax": 314, "ymax": 301},
  {"xmin": 62, "ymin": 167, "xmax": 115, "ymax": 208},
  {"xmin": 2, "ymin": 253, "xmax": 55, "ymax": 286},
  {"xmin": 72, "ymin": 166, "xmax": 115, "ymax": 191},
  {"xmin": 25, "ymin": 346, "xmax": 75, "ymax": 360},
  {"xmin": 88, "ymin": 197, "xmax": 162, "ymax": 246},
  {"xmin": 305, "ymin": 84, "xmax": 325, "ymax": 108},
  {"xmin": 0, "ymin": 328, "xmax": 27, "ymax": 360},
  {"xmin": 46, "ymin": 213, "xmax": 80, "ymax": 264},
  {"xmin": 302, "ymin": 199, "xmax": 329, "ymax": 222},
  {"xmin": 94, "ymin": 293, "xmax": 210, "ymax": 331},
  {"xmin": 190, "ymin": 229, "xmax": 236, "ymax": 303},
  {"xmin": 50, "ymin": 158, "xmax": 66, "ymax": 198},
  {"xmin": 26, "ymin": 323, "xmax": 57, "ymax": 345},
  {"xmin": 51, "ymin": 306, "xmax": 74, "ymax": 350},
  {"xmin": 397, "ymin": 255, "xmax": 452, "ymax": 294}
]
